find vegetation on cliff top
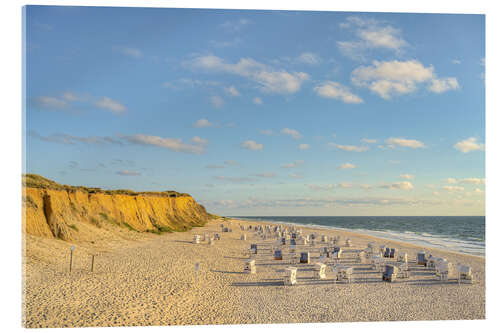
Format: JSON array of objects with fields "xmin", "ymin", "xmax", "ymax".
[{"xmin": 22, "ymin": 174, "xmax": 191, "ymax": 197}]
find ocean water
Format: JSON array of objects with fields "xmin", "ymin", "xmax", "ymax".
[{"xmin": 233, "ymin": 216, "xmax": 485, "ymax": 257}]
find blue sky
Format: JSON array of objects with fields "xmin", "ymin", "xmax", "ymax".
[{"xmin": 24, "ymin": 6, "xmax": 485, "ymax": 216}]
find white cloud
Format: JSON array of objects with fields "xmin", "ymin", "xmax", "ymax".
[
  {"xmin": 313, "ymin": 81, "xmax": 363, "ymax": 104},
  {"xmin": 338, "ymin": 182, "xmax": 353, "ymax": 188},
  {"xmin": 210, "ymin": 95, "xmax": 225, "ymax": 108},
  {"xmin": 337, "ymin": 16, "xmax": 408, "ymax": 60},
  {"xmin": 442, "ymin": 186, "xmax": 465, "ymax": 192},
  {"xmin": 432, "ymin": 191, "xmax": 440, "ymax": 196},
  {"xmin": 253, "ymin": 97, "xmax": 263, "ymax": 105},
  {"xmin": 459, "ymin": 178, "xmax": 485, "ymax": 185},
  {"xmin": 385, "ymin": 137, "xmax": 425, "ymax": 149},
  {"xmin": 224, "ymin": 85, "xmax": 240, "ymax": 96},
  {"xmin": 193, "ymin": 118, "xmax": 214, "ymax": 128},
  {"xmin": 297, "ymin": 52, "xmax": 321, "ymax": 65},
  {"xmin": 428, "ymin": 77, "xmax": 460, "ymax": 93},
  {"xmin": 298, "ymin": 143, "xmax": 310, "ymax": 150},
  {"xmin": 329, "ymin": 143, "xmax": 369, "ymax": 152},
  {"xmin": 34, "ymin": 96, "xmax": 69, "ymax": 110},
  {"xmin": 114, "ymin": 46, "xmax": 143, "ymax": 58},
  {"xmin": 360, "ymin": 184, "xmax": 373, "ymax": 190},
  {"xmin": 116, "ymin": 170, "xmax": 141, "ymax": 176},
  {"xmin": 281, "ymin": 128, "xmax": 302, "ymax": 139},
  {"xmin": 122, "ymin": 134, "xmax": 207, "ymax": 154},
  {"xmin": 186, "ymin": 55, "xmax": 309, "ymax": 94},
  {"xmin": 399, "ymin": 174, "xmax": 415, "ymax": 179},
  {"xmin": 30, "ymin": 131, "xmax": 122, "ymax": 145},
  {"xmin": 379, "ymin": 181, "xmax": 414, "ymax": 190},
  {"xmin": 338, "ymin": 163, "xmax": 357, "ymax": 170},
  {"xmin": 206, "ymin": 164, "xmax": 225, "ymax": 169},
  {"xmin": 454, "ymin": 137, "xmax": 485, "ymax": 153},
  {"xmin": 474, "ymin": 188, "xmax": 484, "ymax": 194},
  {"xmin": 94, "ymin": 97, "xmax": 127, "ymax": 114},
  {"xmin": 254, "ymin": 173, "xmax": 277, "ymax": 178},
  {"xmin": 445, "ymin": 178, "xmax": 457, "ymax": 184},
  {"xmin": 289, "ymin": 173, "xmax": 304, "ymax": 179},
  {"xmin": 224, "ymin": 160, "xmax": 239, "ymax": 166},
  {"xmin": 260, "ymin": 129, "xmax": 274, "ymax": 135},
  {"xmin": 282, "ymin": 160, "xmax": 304, "ymax": 168},
  {"xmin": 307, "ymin": 184, "xmax": 335, "ymax": 191},
  {"xmin": 351, "ymin": 60, "xmax": 458, "ymax": 99},
  {"xmin": 361, "ymin": 138, "xmax": 377, "ymax": 143},
  {"xmin": 452, "ymin": 59, "xmax": 461, "ymax": 65},
  {"xmin": 214, "ymin": 176, "xmax": 253, "ymax": 183},
  {"xmin": 241, "ymin": 140, "xmax": 263, "ymax": 151},
  {"xmin": 219, "ymin": 18, "xmax": 252, "ymax": 32}
]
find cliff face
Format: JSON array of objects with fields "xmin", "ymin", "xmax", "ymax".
[{"xmin": 22, "ymin": 175, "xmax": 212, "ymax": 241}]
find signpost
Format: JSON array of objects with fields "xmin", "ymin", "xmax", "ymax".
[{"xmin": 69, "ymin": 245, "xmax": 75, "ymax": 272}]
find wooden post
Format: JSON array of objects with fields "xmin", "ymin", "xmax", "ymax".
[
  {"xmin": 69, "ymin": 246, "xmax": 75, "ymax": 272},
  {"xmin": 91, "ymin": 255, "xmax": 95, "ymax": 272}
]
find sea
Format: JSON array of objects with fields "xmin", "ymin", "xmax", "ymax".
[{"xmin": 232, "ymin": 216, "xmax": 485, "ymax": 257}]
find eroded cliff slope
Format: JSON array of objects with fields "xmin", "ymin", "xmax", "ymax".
[{"xmin": 22, "ymin": 174, "xmax": 213, "ymax": 241}]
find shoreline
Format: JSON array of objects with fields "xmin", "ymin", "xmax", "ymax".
[{"xmin": 230, "ymin": 216, "xmax": 485, "ymax": 259}]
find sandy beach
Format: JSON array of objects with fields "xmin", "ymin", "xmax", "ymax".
[{"xmin": 22, "ymin": 218, "xmax": 485, "ymax": 327}]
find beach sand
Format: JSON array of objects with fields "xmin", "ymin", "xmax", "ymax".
[{"xmin": 22, "ymin": 218, "xmax": 485, "ymax": 327}]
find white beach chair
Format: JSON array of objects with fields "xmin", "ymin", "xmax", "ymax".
[
  {"xmin": 333, "ymin": 265, "xmax": 353, "ymax": 283},
  {"xmin": 241, "ymin": 234, "xmax": 247, "ymax": 240},
  {"xmin": 397, "ymin": 262, "xmax": 410, "ymax": 279},
  {"xmin": 322, "ymin": 235, "xmax": 328, "ymax": 243},
  {"xmin": 314, "ymin": 262, "xmax": 327, "ymax": 279},
  {"xmin": 397, "ymin": 252, "xmax": 408, "ymax": 263},
  {"xmin": 436, "ymin": 261, "xmax": 453, "ymax": 281},
  {"xmin": 208, "ymin": 237, "xmax": 214, "ymax": 245},
  {"xmin": 193, "ymin": 235, "xmax": 201, "ymax": 244},
  {"xmin": 358, "ymin": 250, "xmax": 367, "ymax": 264},
  {"xmin": 345, "ymin": 238, "xmax": 352, "ymax": 248},
  {"xmin": 332, "ymin": 247, "xmax": 342, "ymax": 260},
  {"xmin": 457, "ymin": 264, "xmax": 474, "ymax": 284},
  {"xmin": 244, "ymin": 259, "xmax": 256, "ymax": 274},
  {"xmin": 284, "ymin": 267, "xmax": 297, "ymax": 286},
  {"xmin": 371, "ymin": 255, "xmax": 384, "ymax": 272}
]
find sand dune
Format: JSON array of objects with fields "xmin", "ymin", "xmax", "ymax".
[{"xmin": 22, "ymin": 218, "xmax": 485, "ymax": 327}]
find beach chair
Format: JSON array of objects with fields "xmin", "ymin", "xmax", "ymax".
[
  {"xmin": 371, "ymin": 255, "xmax": 384, "ymax": 272},
  {"xmin": 290, "ymin": 239, "xmax": 296, "ymax": 246},
  {"xmin": 244, "ymin": 259, "xmax": 256, "ymax": 274},
  {"xmin": 214, "ymin": 233, "xmax": 221, "ymax": 241},
  {"xmin": 436, "ymin": 261, "xmax": 453, "ymax": 281},
  {"xmin": 358, "ymin": 250, "xmax": 367, "ymax": 264},
  {"xmin": 332, "ymin": 247, "xmax": 342, "ymax": 260},
  {"xmin": 322, "ymin": 235, "xmax": 328, "ymax": 243},
  {"xmin": 397, "ymin": 252, "xmax": 408, "ymax": 263},
  {"xmin": 417, "ymin": 252, "xmax": 428, "ymax": 266},
  {"xmin": 314, "ymin": 262, "xmax": 327, "ymax": 279},
  {"xmin": 208, "ymin": 237, "xmax": 214, "ymax": 245},
  {"xmin": 322, "ymin": 247, "xmax": 330, "ymax": 258},
  {"xmin": 193, "ymin": 235, "xmax": 201, "ymax": 244},
  {"xmin": 383, "ymin": 247, "xmax": 390, "ymax": 258},
  {"xmin": 274, "ymin": 249, "xmax": 283, "ymax": 260},
  {"xmin": 250, "ymin": 244, "xmax": 258, "ymax": 254},
  {"xmin": 397, "ymin": 262, "xmax": 410, "ymax": 279},
  {"xmin": 281, "ymin": 237, "xmax": 287, "ymax": 245},
  {"xmin": 333, "ymin": 265, "xmax": 353, "ymax": 283},
  {"xmin": 241, "ymin": 234, "xmax": 247, "ymax": 241},
  {"xmin": 382, "ymin": 264, "xmax": 399, "ymax": 282},
  {"xmin": 389, "ymin": 248, "xmax": 396, "ymax": 258},
  {"xmin": 457, "ymin": 264, "xmax": 474, "ymax": 284},
  {"xmin": 284, "ymin": 267, "xmax": 297, "ymax": 286},
  {"xmin": 345, "ymin": 238, "xmax": 352, "ymax": 248},
  {"xmin": 299, "ymin": 252, "xmax": 310, "ymax": 264}
]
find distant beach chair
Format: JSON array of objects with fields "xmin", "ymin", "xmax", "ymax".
[
  {"xmin": 193, "ymin": 235, "xmax": 201, "ymax": 244},
  {"xmin": 397, "ymin": 262, "xmax": 410, "ymax": 279},
  {"xmin": 397, "ymin": 252, "xmax": 408, "ymax": 263},
  {"xmin": 241, "ymin": 234, "xmax": 247, "ymax": 241},
  {"xmin": 284, "ymin": 267, "xmax": 297, "ymax": 286},
  {"xmin": 383, "ymin": 247, "xmax": 390, "ymax": 258},
  {"xmin": 274, "ymin": 249, "xmax": 283, "ymax": 260},
  {"xmin": 457, "ymin": 264, "xmax": 474, "ymax": 284},
  {"xmin": 380, "ymin": 245, "xmax": 387, "ymax": 256},
  {"xmin": 322, "ymin": 235, "xmax": 328, "ymax": 243},
  {"xmin": 345, "ymin": 238, "xmax": 352, "ymax": 248},
  {"xmin": 371, "ymin": 255, "xmax": 384, "ymax": 272},
  {"xmin": 290, "ymin": 239, "xmax": 296, "ymax": 246},
  {"xmin": 417, "ymin": 252, "xmax": 428, "ymax": 266},
  {"xmin": 358, "ymin": 250, "xmax": 367, "ymax": 264},
  {"xmin": 299, "ymin": 252, "xmax": 310, "ymax": 264},
  {"xmin": 244, "ymin": 259, "xmax": 256, "ymax": 274},
  {"xmin": 332, "ymin": 247, "xmax": 342, "ymax": 260},
  {"xmin": 314, "ymin": 262, "xmax": 327, "ymax": 279},
  {"xmin": 250, "ymin": 244, "xmax": 258, "ymax": 254},
  {"xmin": 208, "ymin": 237, "xmax": 214, "ymax": 245},
  {"xmin": 322, "ymin": 247, "xmax": 330, "ymax": 258},
  {"xmin": 333, "ymin": 265, "xmax": 353, "ymax": 283},
  {"xmin": 291, "ymin": 233, "xmax": 297, "ymax": 239},
  {"xmin": 436, "ymin": 261, "xmax": 453, "ymax": 281},
  {"xmin": 281, "ymin": 237, "xmax": 287, "ymax": 245},
  {"xmin": 382, "ymin": 264, "xmax": 399, "ymax": 282},
  {"xmin": 389, "ymin": 248, "xmax": 396, "ymax": 258}
]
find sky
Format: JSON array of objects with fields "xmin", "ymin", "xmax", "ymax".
[{"xmin": 24, "ymin": 6, "xmax": 485, "ymax": 216}]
